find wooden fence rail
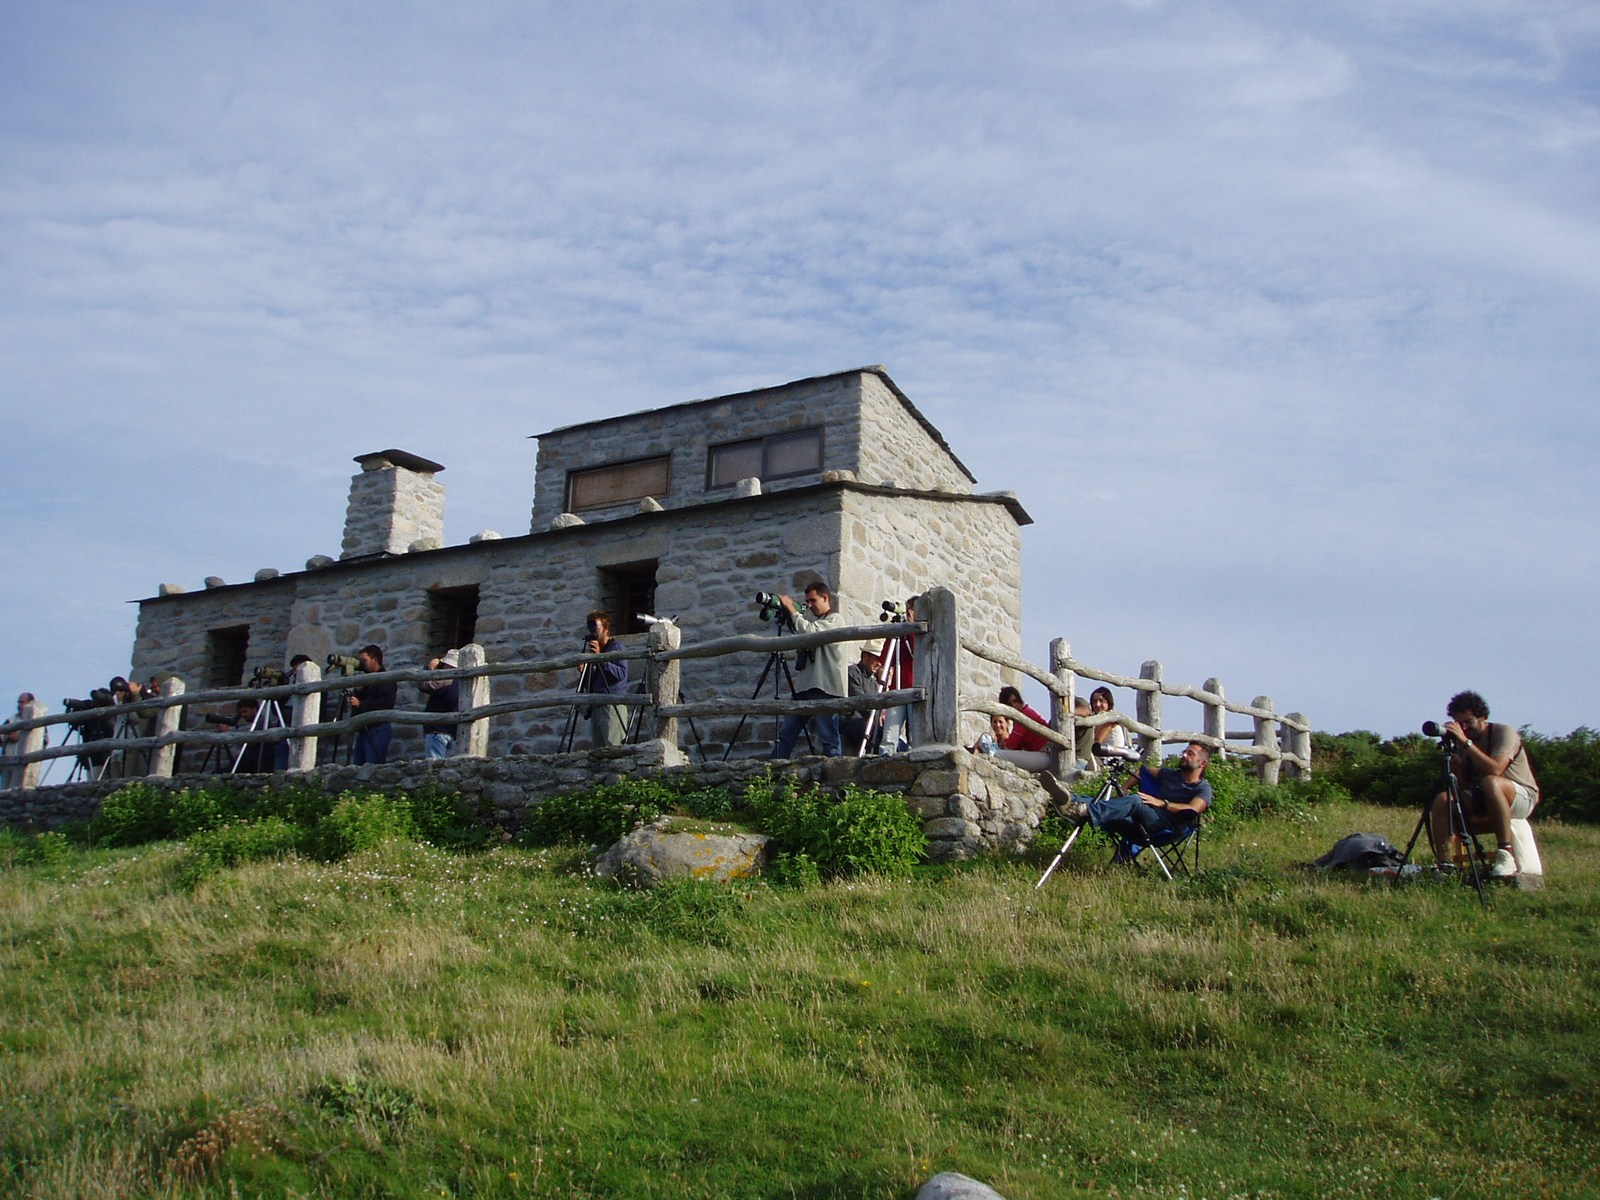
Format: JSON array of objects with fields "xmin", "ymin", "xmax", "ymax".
[{"xmin": 1, "ymin": 586, "xmax": 1307, "ymax": 790}]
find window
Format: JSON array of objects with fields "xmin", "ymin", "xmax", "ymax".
[
  {"xmin": 427, "ymin": 585, "xmax": 479, "ymax": 655},
  {"xmin": 599, "ymin": 561, "xmax": 659, "ymax": 636},
  {"xmin": 206, "ymin": 625, "xmax": 250, "ymax": 687},
  {"xmin": 566, "ymin": 455, "xmax": 671, "ymax": 513},
  {"xmin": 708, "ymin": 427, "xmax": 823, "ymax": 488}
]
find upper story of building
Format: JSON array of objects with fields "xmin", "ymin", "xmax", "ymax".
[{"xmin": 527, "ymin": 366, "xmax": 976, "ymax": 529}]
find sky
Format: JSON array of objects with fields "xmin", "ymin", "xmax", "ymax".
[{"xmin": 3, "ymin": 0, "xmax": 1597, "ymax": 741}]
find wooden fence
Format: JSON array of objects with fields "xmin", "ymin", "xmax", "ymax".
[{"xmin": 0, "ymin": 586, "xmax": 1308, "ymax": 790}]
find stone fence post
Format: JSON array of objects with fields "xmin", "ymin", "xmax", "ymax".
[
  {"xmin": 15, "ymin": 699, "xmax": 48, "ymax": 791},
  {"xmin": 914, "ymin": 586, "xmax": 959, "ymax": 747},
  {"xmin": 287, "ymin": 661, "xmax": 322, "ymax": 773},
  {"xmin": 150, "ymin": 678, "xmax": 186, "ymax": 779},
  {"xmin": 458, "ymin": 643, "xmax": 491, "ymax": 757},
  {"xmin": 1138, "ymin": 660, "xmax": 1163, "ymax": 766},
  {"xmin": 1286, "ymin": 714, "xmax": 1311, "ymax": 779},
  {"xmin": 1203, "ymin": 677, "xmax": 1225, "ymax": 761},
  {"xmin": 1253, "ymin": 695, "xmax": 1281, "ymax": 784},
  {"xmin": 1050, "ymin": 637, "xmax": 1074, "ymax": 772},
  {"xmin": 647, "ymin": 620, "xmax": 682, "ymax": 750}
]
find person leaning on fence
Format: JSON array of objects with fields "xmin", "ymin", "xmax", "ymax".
[
  {"xmin": 349, "ymin": 643, "xmax": 397, "ymax": 765},
  {"xmin": 420, "ymin": 650, "xmax": 462, "ymax": 759},
  {"xmin": 1042, "ymin": 740, "xmax": 1212, "ymax": 844},
  {"xmin": 771, "ymin": 580, "xmax": 849, "ymax": 759},
  {"xmin": 1429, "ymin": 690, "xmax": 1540, "ymax": 880},
  {"xmin": 1088, "ymin": 686, "xmax": 1131, "ymax": 755},
  {"xmin": 580, "ymin": 610, "xmax": 630, "ymax": 748}
]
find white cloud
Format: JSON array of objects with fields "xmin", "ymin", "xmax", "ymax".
[{"xmin": 1, "ymin": 0, "xmax": 1596, "ymax": 737}]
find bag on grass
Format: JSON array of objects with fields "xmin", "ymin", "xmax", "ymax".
[{"xmin": 1305, "ymin": 832, "xmax": 1406, "ymax": 873}]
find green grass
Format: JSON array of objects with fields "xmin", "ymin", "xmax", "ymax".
[{"xmin": 3, "ymin": 801, "xmax": 1598, "ymax": 1199}]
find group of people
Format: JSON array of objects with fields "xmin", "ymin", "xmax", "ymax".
[{"xmin": 767, "ymin": 583, "xmax": 916, "ymax": 760}]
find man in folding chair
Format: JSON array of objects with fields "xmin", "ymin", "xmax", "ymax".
[{"xmin": 1042, "ymin": 741, "xmax": 1212, "ymax": 877}]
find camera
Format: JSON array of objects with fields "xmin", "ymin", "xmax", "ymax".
[
  {"xmin": 252, "ymin": 665, "xmax": 287, "ymax": 688},
  {"xmin": 880, "ymin": 599, "xmax": 908, "ymax": 622},
  {"xmin": 326, "ymin": 654, "xmax": 362, "ymax": 676},
  {"xmin": 1421, "ymin": 720, "xmax": 1460, "ymax": 750},
  {"xmin": 63, "ymin": 691, "xmax": 112, "ymax": 714},
  {"xmin": 754, "ymin": 591, "xmax": 783, "ymax": 621}
]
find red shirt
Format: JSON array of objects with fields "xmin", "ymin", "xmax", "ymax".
[{"xmin": 1005, "ymin": 703, "xmax": 1051, "ymax": 753}]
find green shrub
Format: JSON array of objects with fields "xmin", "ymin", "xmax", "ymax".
[
  {"xmin": 518, "ymin": 779, "xmax": 681, "ymax": 846},
  {"xmin": 179, "ymin": 818, "xmax": 304, "ymax": 888},
  {"xmin": 0, "ymin": 829, "xmax": 75, "ymax": 869},
  {"xmin": 744, "ymin": 776, "xmax": 926, "ymax": 879},
  {"xmin": 91, "ymin": 783, "xmax": 178, "ymax": 846},
  {"xmin": 403, "ymin": 782, "xmax": 492, "ymax": 849},
  {"xmin": 1524, "ymin": 727, "xmax": 1600, "ymax": 823},
  {"xmin": 311, "ymin": 792, "xmax": 418, "ymax": 860},
  {"xmin": 169, "ymin": 787, "xmax": 227, "ymax": 837}
]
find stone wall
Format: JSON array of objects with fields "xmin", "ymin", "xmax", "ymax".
[
  {"xmin": 132, "ymin": 481, "xmax": 1028, "ymax": 762},
  {"xmin": 0, "ymin": 743, "xmax": 1052, "ymax": 864},
  {"xmin": 527, "ymin": 367, "xmax": 976, "ymax": 529}
]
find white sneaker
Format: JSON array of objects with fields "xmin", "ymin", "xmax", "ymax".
[{"xmin": 1490, "ymin": 848, "xmax": 1519, "ymax": 879}]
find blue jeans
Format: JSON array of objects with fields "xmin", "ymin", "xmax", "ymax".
[
  {"xmin": 1087, "ymin": 794, "xmax": 1187, "ymax": 843},
  {"xmin": 424, "ymin": 732, "xmax": 453, "ymax": 760},
  {"xmin": 354, "ymin": 723, "xmax": 393, "ymax": 765},
  {"xmin": 771, "ymin": 690, "xmax": 843, "ymax": 758}
]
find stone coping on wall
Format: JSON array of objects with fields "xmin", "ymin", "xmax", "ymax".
[{"xmin": 1, "ymin": 742, "xmax": 1053, "ymax": 863}]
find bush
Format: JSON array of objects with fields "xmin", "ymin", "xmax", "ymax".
[
  {"xmin": 0, "ymin": 829, "xmax": 74, "ymax": 870},
  {"xmin": 179, "ymin": 818, "xmax": 304, "ymax": 888},
  {"xmin": 91, "ymin": 783, "xmax": 178, "ymax": 846},
  {"xmin": 517, "ymin": 777, "xmax": 729, "ymax": 847},
  {"xmin": 1524, "ymin": 727, "xmax": 1600, "ymax": 823},
  {"xmin": 311, "ymin": 792, "xmax": 417, "ymax": 860},
  {"xmin": 744, "ymin": 776, "xmax": 926, "ymax": 879}
]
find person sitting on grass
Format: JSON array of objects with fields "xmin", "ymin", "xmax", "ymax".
[{"xmin": 1041, "ymin": 740, "xmax": 1212, "ymax": 845}]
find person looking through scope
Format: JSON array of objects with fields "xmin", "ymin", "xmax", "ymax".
[
  {"xmin": 770, "ymin": 580, "xmax": 849, "ymax": 759},
  {"xmin": 348, "ymin": 644, "xmax": 396, "ymax": 764},
  {"xmin": 579, "ymin": 611, "xmax": 629, "ymax": 748},
  {"xmin": 1426, "ymin": 690, "xmax": 1539, "ymax": 880}
]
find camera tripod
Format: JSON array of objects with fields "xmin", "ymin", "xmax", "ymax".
[
  {"xmin": 1395, "ymin": 736, "xmax": 1490, "ymax": 906},
  {"xmin": 722, "ymin": 618, "xmax": 812, "ymax": 761},
  {"xmin": 856, "ymin": 635, "xmax": 910, "ymax": 757},
  {"xmin": 231, "ymin": 699, "xmax": 288, "ymax": 774},
  {"xmin": 1035, "ymin": 745, "xmax": 1140, "ymax": 888}
]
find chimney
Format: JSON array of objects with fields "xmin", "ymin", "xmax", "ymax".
[{"xmin": 341, "ymin": 449, "xmax": 447, "ymax": 559}]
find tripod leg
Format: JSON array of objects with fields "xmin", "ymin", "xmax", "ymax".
[
  {"xmin": 1036, "ymin": 825, "xmax": 1085, "ymax": 889},
  {"xmin": 723, "ymin": 653, "xmax": 780, "ymax": 761}
]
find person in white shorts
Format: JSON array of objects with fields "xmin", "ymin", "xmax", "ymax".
[{"xmin": 1429, "ymin": 690, "xmax": 1540, "ymax": 879}]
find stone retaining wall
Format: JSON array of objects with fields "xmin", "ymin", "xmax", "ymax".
[{"xmin": 1, "ymin": 743, "xmax": 1051, "ymax": 863}]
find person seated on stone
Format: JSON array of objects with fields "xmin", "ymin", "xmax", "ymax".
[
  {"xmin": 1087, "ymin": 686, "xmax": 1131, "ymax": 759},
  {"xmin": 1041, "ymin": 740, "xmax": 1212, "ymax": 846},
  {"xmin": 970, "ymin": 712, "xmax": 1013, "ymax": 757},
  {"xmin": 995, "ymin": 685, "xmax": 1053, "ymax": 771},
  {"xmin": 842, "ymin": 641, "xmax": 885, "ymax": 755}
]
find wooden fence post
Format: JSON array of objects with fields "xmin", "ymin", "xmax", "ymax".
[
  {"xmin": 287, "ymin": 661, "xmax": 322, "ymax": 773},
  {"xmin": 647, "ymin": 621, "xmax": 682, "ymax": 750},
  {"xmin": 150, "ymin": 678, "xmax": 185, "ymax": 779},
  {"xmin": 15, "ymin": 699, "xmax": 48, "ymax": 791},
  {"xmin": 458, "ymin": 643, "xmax": 491, "ymax": 757},
  {"xmin": 914, "ymin": 586, "xmax": 959, "ymax": 747},
  {"xmin": 1252, "ymin": 695, "xmax": 1280, "ymax": 784},
  {"xmin": 1138, "ymin": 660, "xmax": 1163, "ymax": 765},
  {"xmin": 1203, "ymin": 677, "xmax": 1225, "ymax": 761},
  {"xmin": 1287, "ymin": 713, "xmax": 1311, "ymax": 779},
  {"xmin": 1050, "ymin": 637, "xmax": 1073, "ymax": 773}
]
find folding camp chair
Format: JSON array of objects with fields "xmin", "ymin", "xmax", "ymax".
[{"xmin": 1107, "ymin": 816, "xmax": 1202, "ymax": 880}]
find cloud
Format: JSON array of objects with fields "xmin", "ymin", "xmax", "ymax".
[{"xmin": 2, "ymin": 0, "xmax": 1596, "ymax": 737}]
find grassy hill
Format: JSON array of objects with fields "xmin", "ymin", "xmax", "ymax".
[{"xmin": 3, "ymin": 798, "xmax": 1598, "ymax": 1199}]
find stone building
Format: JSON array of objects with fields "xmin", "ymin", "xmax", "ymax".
[{"xmin": 131, "ymin": 366, "xmax": 1032, "ymax": 758}]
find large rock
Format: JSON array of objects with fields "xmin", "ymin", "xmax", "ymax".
[
  {"xmin": 594, "ymin": 819, "xmax": 769, "ymax": 889},
  {"xmin": 916, "ymin": 1173, "xmax": 1009, "ymax": 1200}
]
